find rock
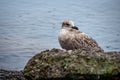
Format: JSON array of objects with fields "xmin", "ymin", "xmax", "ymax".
[
  {"xmin": 0, "ymin": 69, "xmax": 26, "ymax": 80},
  {"xmin": 23, "ymin": 48, "xmax": 120, "ymax": 80}
]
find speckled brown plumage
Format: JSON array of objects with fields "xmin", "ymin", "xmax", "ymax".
[{"xmin": 58, "ymin": 20, "xmax": 104, "ymax": 52}]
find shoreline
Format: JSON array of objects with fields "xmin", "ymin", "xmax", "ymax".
[
  {"xmin": 0, "ymin": 69, "xmax": 26, "ymax": 80},
  {"xmin": 0, "ymin": 51, "xmax": 120, "ymax": 80}
]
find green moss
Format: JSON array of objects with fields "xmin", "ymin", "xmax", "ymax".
[{"xmin": 23, "ymin": 49, "xmax": 120, "ymax": 80}]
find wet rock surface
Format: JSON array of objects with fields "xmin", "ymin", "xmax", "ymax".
[
  {"xmin": 23, "ymin": 49, "xmax": 120, "ymax": 80},
  {"xmin": 0, "ymin": 69, "xmax": 26, "ymax": 80}
]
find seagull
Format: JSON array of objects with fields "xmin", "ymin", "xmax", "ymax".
[{"xmin": 58, "ymin": 20, "xmax": 104, "ymax": 52}]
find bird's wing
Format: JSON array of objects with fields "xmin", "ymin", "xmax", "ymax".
[{"xmin": 70, "ymin": 32, "xmax": 103, "ymax": 52}]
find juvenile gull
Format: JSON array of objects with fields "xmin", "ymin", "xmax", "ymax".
[{"xmin": 58, "ymin": 20, "xmax": 104, "ymax": 52}]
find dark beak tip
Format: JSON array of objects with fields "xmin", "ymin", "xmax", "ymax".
[{"xmin": 72, "ymin": 26, "xmax": 79, "ymax": 30}]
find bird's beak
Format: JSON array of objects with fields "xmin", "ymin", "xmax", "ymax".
[{"xmin": 71, "ymin": 26, "xmax": 79, "ymax": 30}]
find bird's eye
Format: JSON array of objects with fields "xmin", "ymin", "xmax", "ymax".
[{"xmin": 66, "ymin": 23, "xmax": 70, "ymax": 26}]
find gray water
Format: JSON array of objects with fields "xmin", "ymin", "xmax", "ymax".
[{"xmin": 0, "ymin": 0, "xmax": 120, "ymax": 70}]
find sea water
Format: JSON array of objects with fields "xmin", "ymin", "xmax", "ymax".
[{"xmin": 0, "ymin": 0, "xmax": 120, "ymax": 70}]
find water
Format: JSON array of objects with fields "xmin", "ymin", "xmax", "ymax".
[{"xmin": 0, "ymin": 0, "xmax": 120, "ymax": 70}]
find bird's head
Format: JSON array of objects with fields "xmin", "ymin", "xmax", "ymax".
[{"xmin": 62, "ymin": 20, "xmax": 79, "ymax": 30}]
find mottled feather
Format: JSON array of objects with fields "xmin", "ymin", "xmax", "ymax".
[{"xmin": 58, "ymin": 20, "xmax": 104, "ymax": 52}]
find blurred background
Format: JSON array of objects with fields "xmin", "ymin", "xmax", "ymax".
[{"xmin": 0, "ymin": 0, "xmax": 120, "ymax": 70}]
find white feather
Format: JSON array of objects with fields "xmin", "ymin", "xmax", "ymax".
[{"xmin": 60, "ymin": 29, "xmax": 69, "ymax": 36}]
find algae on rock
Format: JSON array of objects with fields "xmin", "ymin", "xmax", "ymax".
[{"xmin": 23, "ymin": 49, "xmax": 120, "ymax": 80}]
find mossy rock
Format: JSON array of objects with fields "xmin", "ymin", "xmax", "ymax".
[{"xmin": 23, "ymin": 49, "xmax": 120, "ymax": 80}]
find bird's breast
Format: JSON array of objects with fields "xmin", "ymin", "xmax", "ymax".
[
  {"xmin": 59, "ymin": 30, "xmax": 69, "ymax": 43},
  {"xmin": 60, "ymin": 29, "xmax": 69, "ymax": 35}
]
